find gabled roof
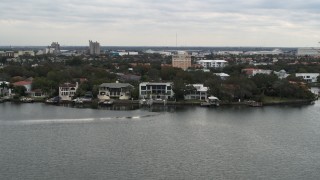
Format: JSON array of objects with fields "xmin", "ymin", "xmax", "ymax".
[
  {"xmin": 60, "ymin": 83, "xmax": 77, "ymax": 88},
  {"xmin": 198, "ymin": 59, "xmax": 227, "ymax": 63},
  {"xmin": 13, "ymin": 81, "xmax": 32, "ymax": 86},
  {"xmin": 30, "ymin": 89, "xmax": 44, "ymax": 93},
  {"xmin": 188, "ymin": 84, "xmax": 208, "ymax": 92},
  {"xmin": 99, "ymin": 83, "xmax": 133, "ymax": 88},
  {"xmin": 140, "ymin": 82, "xmax": 173, "ymax": 86},
  {"xmin": 214, "ymin": 73, "xmax": 230, "ymax": 77}
]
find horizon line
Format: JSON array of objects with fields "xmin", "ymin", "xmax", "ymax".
[{"xmin": 0, "ymin": 45, "xmax": 309, "ymax": 48}]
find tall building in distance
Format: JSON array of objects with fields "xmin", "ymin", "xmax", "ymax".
[
  {"xmin": 172, "ymin": 51, "xmax": 191, "ymax": 70},
  {"xmin": 89, "ymin": 40, "xmax": 100, "ymax": 55},
  {"xmin": 50, "ymin": 42, "xmax": 60, "ymax": 54},
  {"xmin": 297, "ymin": 47, "xmax": 320, "ymax": 56}
]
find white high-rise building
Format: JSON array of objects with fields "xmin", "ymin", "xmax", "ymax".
[
  {"xmin": 89, "ymin": 40, "xmax": 101, "ymax": 55},
  {"xmin": 50, "ymin": 42, "xmax": 60, "ymax": 54}
]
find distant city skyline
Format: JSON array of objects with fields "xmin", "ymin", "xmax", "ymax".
[{"xmin": 1, "ymin": 0, "xmax": 320, "ymax": 47}]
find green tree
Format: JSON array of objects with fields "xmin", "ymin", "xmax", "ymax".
[
  {"xmin": 205, "ymin": 76, "xmax": 222, "ymax": 97},
  {"xmin": 225, "ymin": 76, "xmax": 257, "ymax": 101},
  {"xmin": 130, "ymin": 87, "xmax": 140, "ymax": 100},
  {"xmin": 65, "ymin": 57, "xmax": 83, "ymax": 66},
  {"xmin": 147, "ymin": 68, "xmax": 160, "ymax": 81},
  {"xmin": 251, "ymin": 74, "xmax": 278, "ymax": 95},
  {"xmin": 173, "ymin": 78, "xmax": 186, "ymax": 101},
  {"xmin": 13, "ymin": 86, "xmax": 26, "ymax": 97},
  {"xmin": 0, "ymin": 82, "xmax": 8, "ymax": 96},
  {"xmin": 160, "ymin": 67, "xmax": 178, "ymax": 81},
  {"xmin": 75, "ymin": 81, "xmax": 93, "ymax": 97},
  {"xmin": 32, "ymin": 77, "xmax": 55, "ymax": 94}
]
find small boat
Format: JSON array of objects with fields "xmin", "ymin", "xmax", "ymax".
[
  {"xmin": 20, "ymin": 97, "xmax": 34, "ymax": 103},
  {"xmin": 140, "ymin": 99, "xmax": 153, "ymax": 106},
  {"xmin": 245, "ymin": 100, "xmax": 263, "ymax": 107},
  {"xmin": 0, "ymin": 98, "xmax": 4, "ymax": 103},
  {"xmin": 72, "ymin": 98, "xmax": 84, "ymax": 104},
  {"xmin": 201, "ymin": 96, "xmax": 220, "ymax": 107},
  {"xmin": 46, "ymin": 96, "xmax": 60, "ymax": 104},
  {"xmin": 147, "ymin": 99, "xmax": 153, "ymax": 106},
  {"xmin": 99, "ymin": 99, "xmax": 114, "ymax": 106},
  {"xmin": 103, "ymin": 100, "xmax": 114, "ymax": 105},
  {"xmin": 139, "ymin": 98, "xmax": 147, "ymax": 105}
]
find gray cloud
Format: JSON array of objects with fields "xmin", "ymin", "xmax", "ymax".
[{"xmin": 0, "ymin": 0, "xmax": 320, "ymax": 46}]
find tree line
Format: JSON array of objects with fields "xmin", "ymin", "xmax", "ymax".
[{"xmin": 0, "ymin": 55, "xmax": 318, "ymax": 102}]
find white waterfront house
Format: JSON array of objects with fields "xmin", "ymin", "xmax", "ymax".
[
  {"xmin": 295, "ymin": 73, "xmax": 320, "ymax": 83},
  {"xmin": 98, "ymin": 82, "xmax": 133, "ymax": 100},
  {"xmin": 59, "ymin": 82, "xmax": 79, "ymax": 101},
  {"xmin": 139, "ymin": 82, "xmax": 174, "ymax": 100},
  {"xmin": 197, "ymin": 60, "xmax": 228, "ymax": 69},
  {"xmin": 184, "ymin": 84, "xmax": 208, "ymax": 100}
]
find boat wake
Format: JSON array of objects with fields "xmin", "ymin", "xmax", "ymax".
[{"xmin": 0, "ymin": 114, "xmax": 159, "ymax": 125}]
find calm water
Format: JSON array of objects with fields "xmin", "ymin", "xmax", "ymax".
[{"xmin": 1, "ymin": 102, "xmax": 320, "ymax": 180}]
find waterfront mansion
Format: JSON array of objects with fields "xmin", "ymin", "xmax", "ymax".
[
  {"xmin": 59, "ymin": 82, "xmax": 79, "ymax": 101},
  {"xmin": 139, "ymin": 82, "xmax": 174, "ymax": 100},
  {"xmin": 98, "ymin": 82, "xmax": 133, "ymax": 100}
]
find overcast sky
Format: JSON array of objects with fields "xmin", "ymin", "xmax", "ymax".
[{"xmin": 1, "ymin": 0, "xmax": 320, "ymax": 47}]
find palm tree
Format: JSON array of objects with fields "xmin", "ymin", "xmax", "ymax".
[{"xmin": 0, "ymin": 82, "xmax": 8, "ymax": 96}]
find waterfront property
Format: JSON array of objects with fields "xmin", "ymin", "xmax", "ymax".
[
  {"xmin": 197, "ymin": 60, "xmax": 228, "ymax": 69},
  {"xmin": 139, "ymin": 82, "xmax": 174, "ymax": 100},
  {"xmin": 13, "ymin": 80, "xmax": 32, "ymax": 93},
  {"xmin": 98, "ymin": 82, "xmax": 133, "ymax": 100},
  {"xmin": 29, "ymin": 89, "xmax": 47, "ymax": 98},
  {"xmin": 59, "ymin": 82, "xmax": 79, "ymax": 101},
  {"xmin": 295, "ymin": 73, "xmax": 320, "ymax": 83},
  {"xmin": 184, "ymin": 84, "xmax": 208, "ymax": 100}
]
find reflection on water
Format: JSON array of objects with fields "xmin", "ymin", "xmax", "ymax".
[{"xmin": 62, "ymin": 103, "xmax": 183, "ymax": 112}]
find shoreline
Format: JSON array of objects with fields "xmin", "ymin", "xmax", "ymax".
[{"xmin": 2, "ymin": 98, "xmax": 316, "ymax": 107}]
